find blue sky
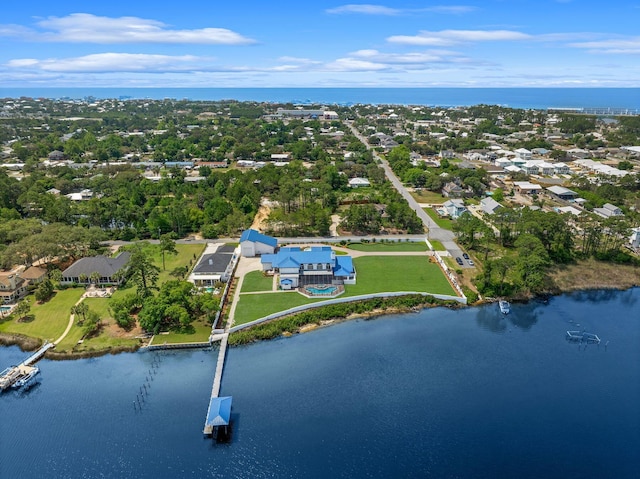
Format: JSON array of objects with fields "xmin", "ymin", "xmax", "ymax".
[{"xmin": 1, "ymin": 1, "xmax": 639, "ymax": 88}]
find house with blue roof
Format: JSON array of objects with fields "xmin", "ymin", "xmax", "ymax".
[
  {"xmin": 261, "ymin": 246, "xmax": 356, "ymax": 289},
  {"xmin": 239, "ymin": 229, "xmax": 278, "ymax": 257}
]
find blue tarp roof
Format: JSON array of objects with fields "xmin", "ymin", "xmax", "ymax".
[
  {"xmin": 206, "ymin": 396, "xmax": 232, "ymax": 427},
  {"xmin": 240, "ymin": 229, "xmax": 278, "ymax": 247}
]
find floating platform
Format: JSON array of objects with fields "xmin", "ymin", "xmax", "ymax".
[{"xmin": 566, "ymin": 331, "xmax": 601, "ymax": 344}]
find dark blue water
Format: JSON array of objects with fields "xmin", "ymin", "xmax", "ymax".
[
  {"xmin": 1, "ymin": 87, "xmax": 639, "ymax": 110},
  {"xmin": 1, "ymin": 289, "xmax": 639, "ymax": 478}
]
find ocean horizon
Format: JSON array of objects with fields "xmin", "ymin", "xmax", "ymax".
[{"xmin": 2, "ymin": 87, "xmax": 640, "ymax": 110}]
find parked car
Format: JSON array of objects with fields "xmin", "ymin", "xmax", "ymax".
[
  {"xmin": 462, "ymin": 253, "xmax": 470, "ymax": 260},
  {"xmin": 455, "ymin": 257, "xmax": 464, "ymax": 266}
]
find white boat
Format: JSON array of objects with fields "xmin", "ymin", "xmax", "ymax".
[
  {"xmin": 12, "ymin": 367, "xmax": 39, "ymax": 389},
  {"xmin": 499, "ymin": 300, "xmax": 510, "ymax": 314}
]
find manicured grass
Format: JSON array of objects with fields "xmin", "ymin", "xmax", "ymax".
[
  {"xmin": 429, "ymin": 240, "xmax": 446, "ymax": 251},
  {"xmin": 83, "ymin": 297, "xmax": 113, "ymax": 320},
  {"xmin": 424, "ymin": 207, "xmax": 454, "ymax": 230},
  {"xmin": 0, "ymin": 288, "xmax": 84, "ymax": 342},
  {"xmin": 151, "ymin": 320, "xmax": 212, "ymax": 344},
  {"xmin": 410, "ymin": 190, "xmax": 445, "ymax": 204},
  {"xmin": 233, "ymin": 292, "xmax": 324, "ymax": 325},
  {"xmin": 347, "ymin": 242, "xmax": 428, "ymax": 252},
  {"xmin": 343, "ymin": 256, "xmax": 456, "ymax": 297},
  {"xmin": 241, "ymin": 271, "xmax": 274, "ymax": 293},
  {"xmin": 232, "ymin": 255, "xmax": 457, "ymax": 325}
]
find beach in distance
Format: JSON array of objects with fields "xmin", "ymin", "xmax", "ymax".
[{"xmin": 3, "ymin": 87, "xmax": 640, "ymax": 110}]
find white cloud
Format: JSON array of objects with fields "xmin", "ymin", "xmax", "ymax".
[
  {"xmin": 326, "ymin": 4, "xmax": 400, "ymax": 15},
  {"xmin": 1, "ymin": 13, "xmax": 255, "ymax": 45},
  {"xmin": 326, "ymin": 4, "xmax": 475, "ymax": 15},
  {"xmin": 325, "ymin": 58, "xmax": 390, "ymax": 71},
  {"xmin": 350, "ymin": 49, "xmax": 471, "ymax": 64},
  {"xmin": 7, "ymin": 53, "xmax": 211, "ymax": 73},
  {"xmin": 569, "ymin": 37, "xmax": 640, "ymax": 54},
  {"xmin": 388, "ymin": 30, "xmax": 531, "ymax": 46}
]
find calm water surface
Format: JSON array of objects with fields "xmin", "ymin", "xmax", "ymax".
[{"xmin": 1, "ymin": 289, "xmax": 639, "ymax": 478}]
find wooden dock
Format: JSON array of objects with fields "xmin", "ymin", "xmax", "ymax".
[{"xmin": 203, "ymin": 333, "xmax": 229, "ymax": 435}]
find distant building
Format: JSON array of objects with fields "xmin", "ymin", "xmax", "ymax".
[
  {"xmin": 513, "ymin": 181, "xmax": 542, "ymax": 195},
  {"xmin": 547, "ymin": 185, "xmax": 578, "ymax": 201},
  {"xmin": 348, "ymin": 177, "xmax": 371, "ymax": 188},
  {"xmin": 514, "ymin": 148, "xmax": 532, "ymax": 160},
  {"xmin": 630, "ymin": 227, "xmax": 640, "ymax": 248},
  {"xmin": 480, "ymin": 197, "xmax": 503, "ymax": 215},
  {"xmin": 594, "ymin": 203, "xmax": 624, "ymax": 219}
]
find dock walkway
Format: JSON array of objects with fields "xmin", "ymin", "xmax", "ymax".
[{"xmin": 203, "ymin": 332, "xmax": 229, "ymax": 435}]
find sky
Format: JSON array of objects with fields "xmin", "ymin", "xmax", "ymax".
[{"xmin": 0, "ymin": 0, "xmax": 639, "ymax": 88}]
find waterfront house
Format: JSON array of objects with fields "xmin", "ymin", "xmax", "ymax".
[
  {"xmin": 189, "ymin": 244, "xmax": 237, "ymax": 286},
  {"xmin": 61, "ymin": 252, "xmax": 131, "ymax": 285},
  {"xmin": 261, "ymin": 246, "xmax": 356, "ymax": 289},
  {"xmin": 239, "ymin": 229, "xmax": 277, "ymax": 257},
  {"xmin": 0, "ymin": 270, "xmax": 28, "ymax": 305}
]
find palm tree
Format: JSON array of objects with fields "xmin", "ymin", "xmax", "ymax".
[
  {"xmin": 90, "ymin": 271, "xmax": 101, "ymax": 286},
  {"xmin": 78, "ymin": 273, "xmax": 88, "ymax": 285},
  {"xmin": 71, "ymin": 302, "xmax": 89, "ymax": 325}
]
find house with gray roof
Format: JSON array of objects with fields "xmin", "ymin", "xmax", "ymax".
[
  {"xmin": 189, "ymin": 244, "xmax": 238, "ymax": 286},
  {"xmin": 480, "ymin": 197, "xmax": 503, "ymax": 215},
  {"xmin": 61, "ymin": 252, "xmax": 131, "ymax": 285}
]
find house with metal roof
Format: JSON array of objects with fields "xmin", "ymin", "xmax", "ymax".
[
  {"xmin": 443, "ymin": 199, "xmax": 467, "ymax": 219},
  {"xmin": 480, "ymin": 197, "xmax": 503, "ymax": 215},
  {"xmin": 61, "ymin": 252, "xmax": 131, "ymax": 285},
  {"xmin": 261, "ymin": 246, "xmax": 356, "ymax": 289},
  {"xmin": 189, "ymin": 244, "xmax": 238, "ymax": 286},
  {"xmin": 239, "ymin": 229, "xmax": 278, "ymax": 257},
  {"xmin": 546, "ymin": 185, "xmax": 578, "ymax": 201}
]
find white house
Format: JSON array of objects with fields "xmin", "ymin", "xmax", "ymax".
[
  {"xmin": 239, "ymin": 229, "xmax": 278, "ymax": 257},
  {"xmin": 521, "ymin": 161, "xmax": 539, "ymax": 175},
  {"xmin": 348, "ymin": 177, "xmax": 371, "ymax": 188},
  {"xmin": 630, "ymin": 227, "xmax": 640, "ymax": 248},
  {"xmin": 495, "ymin": 158, "xmax": 512, "ymax": 169},
  {"xmin": 594, "ymin": 203, "xmax": 624, "ymax": 219},
  {"xmin": 554, "ymin": 162, "xmax": 571, "ymax": 175},
  {"xmin": 443, "ymin": 199, "xmax": 467, "ymax": 219},
  {"xmin": 514, "ymin": 148, "xmax": 532, "ymax": 160}
]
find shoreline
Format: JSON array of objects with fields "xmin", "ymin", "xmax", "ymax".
[{"xmin": 2, "ymin": 284, "xmax": 638, "ymax": 358}]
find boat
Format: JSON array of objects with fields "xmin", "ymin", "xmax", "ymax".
[
  {"xmin": 566, "ymin": 331, "xmax": 601, "ymax": 344},
  {"xmin": 12, "ymin": 366, "xmax": 40, "ymax": 389},
  {"xmin": 499, "ymin": 300, "xmax": 510, "ymax": 314}
]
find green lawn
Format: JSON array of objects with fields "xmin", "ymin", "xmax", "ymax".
[
  {"xmin": 233, "ymin": 292, "xmax": 324, "ymax": 325},
  {"xmin": 232, "ymin": 255, "xmax": 456, "ymax": 325},
  {"xmin": 347, "ymin": 242, "xmax": 428, "ymax": 252},
  {"xmin": 425, "ymin": 207, "xmax": 454, "ymax": 230},
  {"xmin": 344, "ymin": 256, "xmax": 455, "ymax": 297},
  {"xmin": 410, "ymin": 190, "xmax": 445, "ymax": 204},
  {"xmin": 0, "ymin": 288, "xmax": 84, "ymax": 342},
  {"xmin": 123, "ymin": 242, "xmax": 206, "ymax": 284},
  {"xmin": 83, "ymin": 297, "xmax": 113, "ymax": 320},
  {"xmin": 241, "ymin": 271, "xmax": 274, "ymax": 293},
  {"xmin": 429, "ymin": 240, "xmax": 446, "ymax": 251},
  {"xmin": 151, "ymin": 320, "xmax": 212, "ymax": 344}
]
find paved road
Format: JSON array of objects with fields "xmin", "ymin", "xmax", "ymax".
[{"xmin": 344, "ymin": 121, "xmax": 470, "ymax": 267}]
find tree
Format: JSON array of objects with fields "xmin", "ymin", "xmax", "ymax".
[
  {"xmin": 34, "ymin": 279, "xmax": 55, "ymax": 303},
  {"xmin": 71, "ymin": 302, "xmax": 89, "ymax": 325},
  {"xmin": 13, "ymin": 299, "xmax": 31, "ymax": 321},
  {"xmin": 90, "ymin": 271, "xmax": 101, "ymax": 285},
  {"xmin": 125, "ymin": 243, "xmax": 160, "ymax": 298},
  {"xmin": 159, "ymin": 233, "xmax": 178, "ymax": 270}
]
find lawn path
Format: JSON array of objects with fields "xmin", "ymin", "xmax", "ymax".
[{"xmin": 53, "ymin": 294, "xmax": 86, "ymax": 345}]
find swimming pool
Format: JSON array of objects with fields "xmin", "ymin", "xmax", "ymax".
[
  {"xmin": 307, "ymin": 286, "xmax": 337, "ymax": 295},
  {"xmin": 0, "ymin": 306, "xmax": 12, "ymax": 312}
]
